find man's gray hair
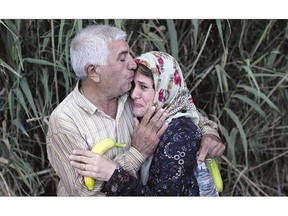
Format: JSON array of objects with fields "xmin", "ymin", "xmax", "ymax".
[{"xmin": 70, "ymin": 25, "xmax": 127, "ymax": 80}]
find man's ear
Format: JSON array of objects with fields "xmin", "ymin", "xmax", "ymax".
[{"xmin": 85, "ymin": 64, "xmax": 100, "ymax": 82}]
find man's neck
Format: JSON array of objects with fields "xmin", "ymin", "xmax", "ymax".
[{"xmin": 80, "ymin": 82, "xmax": 118, "ymax": 119}]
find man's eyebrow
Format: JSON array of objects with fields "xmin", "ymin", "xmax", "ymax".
[{"xmin": 117, "ymin": 50, "xmax": 129, "ymax": 59}]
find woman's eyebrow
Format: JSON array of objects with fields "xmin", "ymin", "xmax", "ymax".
[{"xmin": 136, "ymin": 80, "xmax": 151, "ymax": 86}]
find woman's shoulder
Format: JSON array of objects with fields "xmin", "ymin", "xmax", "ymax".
[
  {"xmin": 169, "ymin": 116, "xmax": 197, "ymax": 129},
  {"xmin": 161, "ymin": 116, "xmax": 201, "ymax": 149},
  {"xmin": 164, "ymin": 116, "xmax": 200, "ymax": 139}
]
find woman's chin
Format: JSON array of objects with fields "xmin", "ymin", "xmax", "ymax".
[{"xmin": 133, "ymin": 110, "xmax": 144, "ymax": 118}]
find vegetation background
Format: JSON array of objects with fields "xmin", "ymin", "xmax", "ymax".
[{"xmin": 0, "ymin": 19, "xmax": 287, "ymax": 196}]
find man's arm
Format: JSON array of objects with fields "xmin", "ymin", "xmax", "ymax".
[
  {"xmin": 47, "ymin": 117, "xmax": 102, "ymax": 196},
  {"xmin": 197, "ymin": 111, "xmax": 226, "ymax": 163},
  {"xmin": 69, "ymin": 107, "xmax": 169, "ymax": 183}
]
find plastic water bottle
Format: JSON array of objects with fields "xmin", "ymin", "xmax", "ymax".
[{"xmin": 194, "ymin": 160, "xmax": 219, "ymax": 196}]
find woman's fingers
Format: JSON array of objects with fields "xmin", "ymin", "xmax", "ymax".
[
  {"xmin": 71, "ymin": 149, "xmax": 96, "ymax": 157},
  {"xmin": 69, "ymin": 150, "xmax": 100, "ymax": 171},
  {"xmin": 70, "ymin": 154, "xmax": 116, "ymax": 181},
  {"xmin": 140, "ymin": 106, "xmax": 156, "ymax": 126}
]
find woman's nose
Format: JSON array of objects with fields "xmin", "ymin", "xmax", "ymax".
[{"xmin": 131, "ymin": 87, "xmax": 139, "ymax": 99}]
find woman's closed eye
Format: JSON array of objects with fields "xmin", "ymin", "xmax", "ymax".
[{"xmin": 140, "ymin": 85, "xmax": 149, "ymax": 90}]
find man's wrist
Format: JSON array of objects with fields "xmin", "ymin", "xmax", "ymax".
[
  {"xmin": 202, "ymin": 126, "xmax": 221, "ymax": 140},
  {"xmin": 125, "ymin": 147, "xmax": 146, "ymax": 170},
  {"xmin": 202, "ymin": 133, "xmax": 223, "ymax": 143}
]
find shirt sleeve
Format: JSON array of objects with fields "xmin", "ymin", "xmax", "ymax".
[
  {"xmin": 47, "ymin": 110, "xmax": 145, "ymax": 196},
  {"xmin": 197, "ymin": 111, "xmax": 221, "ymax": 140},
  {"xmin": 112, "ymin": 146, "xmax": 145, "ymax": 178},
  {"xmin": 102, "ymin": 117, "xmax": 201, "ymax": 196},
  {"xmin": 47, "ymin": 112, "xmax": 102, "ymax": 196}
]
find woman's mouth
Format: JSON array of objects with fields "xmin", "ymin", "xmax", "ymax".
[{"xmin": 133, "ymin": 103, "xmax": 143, "ymax": 109}]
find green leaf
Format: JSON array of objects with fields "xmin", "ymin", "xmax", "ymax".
[
  {"xmin": 229, "ymin": 128, "xmax": 238, "ymax": 165},
  {"xmin": 20, "ymin": 77, "xmax": 38, "ymax": 118},
  {"xmin": 0, "ymin": 57, "xmax": 22, "ymax": 78},
  {"xmin": 231, "ymin": 94, "xmax": 266, "ymax": 119},
  {"xmin": 238, "ymin": 84, "xmax": 280, "ymax": 113},
  {"xmin": 242, "ymin": 64, "xmax": 260, "ymax": 93},
  {"xmin": 12, "ymin": 119, "xmax": 29, "ymax": 137},
  {"xmin": 215, "ymin": 64, "xmax": 224, "ymax": 94},
  {"xmin": 192, "ymin": 19, "xmax": 199, "ymax": 45},
  {"xmin": 267, "ymin": 49, "xmax": 280, "ymax": 68},
  {"xmin": 23, "ymin": 58, "xmax": 55, "ymax": 66},
  {"xmin": 251, "ymin": 20, "xmax": 275, "ymax": 59},
  {"xmin": 147, "ymin": 32, "xmax": 166, "ymax": 52},
  {"xmin": 216, "ymin": 19, "xmax": 225, "ymax": 50},
  {"xmin": 167, "ymin": 19, "xmax": 179, "ymax": 60},
  {"xmin": 58, "ymin": 19, "xmax": 66, "ymax": 51},
  {"xmin": 224, "ymin": 107, "xmax": 248, "ymax": 166},
  {"xmin": 13, "ymin": 87, "xmax": 29, "ymax": 116},
  {"xmin": 219, "ymin": 124, "xmax": 236, "ymax": 165},
  {"xmin": 75, "ymin": 19, "xmax": 83, "ymax": 32},
  {"xmin": 249, "ymin": 137, "xmax": 260, "ymax": 163}
]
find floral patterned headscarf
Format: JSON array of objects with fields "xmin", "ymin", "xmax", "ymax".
[
  {"xmin": 135, "ymin": 51, "xmax": 200, "ymax": 185},
  {"xmin": 134, "ymin": 51, "xmax": 199, "ymax": 126}
]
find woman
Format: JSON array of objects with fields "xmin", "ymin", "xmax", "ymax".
[{"xmin": 106, "ymin": 51, "xmax": 201, "ymax": 195}]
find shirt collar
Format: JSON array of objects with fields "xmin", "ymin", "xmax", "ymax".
[{"xmin": 73, "ymin": 80, "xmax": 129, "ymax": 116}]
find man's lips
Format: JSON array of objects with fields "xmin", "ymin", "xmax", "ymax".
[{"xmin": 128, "ymin": 76, "xmax": 134, "ymax": 82}]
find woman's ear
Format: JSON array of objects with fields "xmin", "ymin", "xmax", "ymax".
[{"xmin": 85, "ymin": 64, "xmax": 100, "ymax": 82}]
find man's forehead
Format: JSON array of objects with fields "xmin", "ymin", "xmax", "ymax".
[{"xmin": 108, "ymin": 40, "xmax": 130, "ymax": 56}]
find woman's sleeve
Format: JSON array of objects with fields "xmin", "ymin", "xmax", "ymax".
[{"xmin": 102, "ymin": 118, "xmax": 201, "ymax": 196}]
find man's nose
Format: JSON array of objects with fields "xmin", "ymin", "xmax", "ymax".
[{"xmin": 128, "ymin": 55, "xmax": 137, "ymax": 70}]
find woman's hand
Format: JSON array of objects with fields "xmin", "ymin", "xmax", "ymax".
[
  {"xmin": 132, "ymin": 106, "xmax": 168, "ymax": 159},
  {"xmin": 69, "ymin": 149, "xmax": 116, "ymax": 182}
]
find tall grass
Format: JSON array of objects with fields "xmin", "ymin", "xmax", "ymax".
[{"xmin": 0, "ymin": 19, "xmax": 287, "ymax": 196}]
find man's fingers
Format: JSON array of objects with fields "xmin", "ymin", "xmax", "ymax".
[
  {"xmin": 197, "ymin": 146, "xmax": 208, "ymax": 164},
  {"xmin": 197, "ymin": 134, "xmax": 226, "ymax": 162},
  {"xmin": 210, "ymin": 144, "xmax": 225, "ymax": 158}
]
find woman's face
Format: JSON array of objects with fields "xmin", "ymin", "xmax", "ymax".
[{"xmin": 131, "ymin": 72, "xmax": 155, "ymax": 118}]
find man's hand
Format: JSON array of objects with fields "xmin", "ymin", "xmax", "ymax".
[
  {"xmin": 197, "ymin": 134, "xmax": 226, "ymax": 164},
  {"xmin": 132, "ymin": 106, "xmax": 168, "ymax": 159}
]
